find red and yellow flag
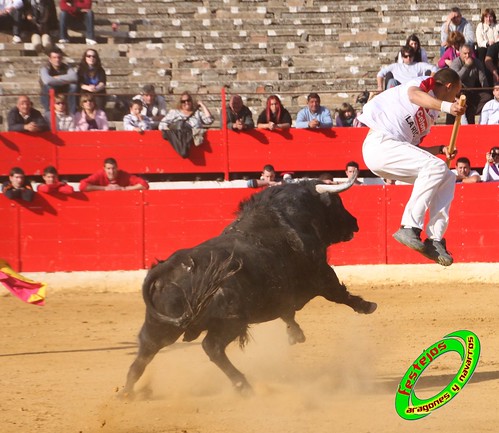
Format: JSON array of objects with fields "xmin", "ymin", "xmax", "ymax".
[{"xmin": 0, "ymin": 259, "xmax": 46, "ymax": 306}]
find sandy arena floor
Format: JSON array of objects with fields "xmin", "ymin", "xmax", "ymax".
[{"xmin": 1, "ymin": 263, "xmax": 498, "ymax": 433}]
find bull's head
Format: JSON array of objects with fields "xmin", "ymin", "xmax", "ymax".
[{"xmin": 315, "ymin": 170, "xmax": 359, "ymax": 244}]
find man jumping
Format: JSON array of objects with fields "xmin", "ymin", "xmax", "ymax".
[{"xmin": 358, "ymin": 68, "xmax": 466, "ymax": 266}]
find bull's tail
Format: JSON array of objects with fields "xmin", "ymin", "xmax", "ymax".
[{"xmin": 143, "ymin": 251, "xmax": 242, "ymax": 329}]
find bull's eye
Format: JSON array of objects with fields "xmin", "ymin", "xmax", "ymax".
[{"xmin": 181, "ymin": 263, "xmax": 193, "ymax": 272}]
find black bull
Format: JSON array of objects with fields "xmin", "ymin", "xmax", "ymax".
[{"xmin": 123, "ymin": 176, "xmax": 377, "ymax": 396}]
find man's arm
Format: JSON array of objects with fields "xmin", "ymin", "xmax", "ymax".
[
  {"xmin": 7, "ymin": 109, "xmax": 25, "ymax": 132},
  {"xmin": 319, "ymin": 108, "xmax": 333, "ymax": 128},
  {"xmin": 294, "ymin": 108, "xmax": 310, "ymax": 129},
  {"xmin": 407, "ymin": 86, "xmax": 465, "ymax": 117}
]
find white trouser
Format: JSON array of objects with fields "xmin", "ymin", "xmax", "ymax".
[{"xmin": 362, "ymin": 130, "xmax": 456, "ymax": 240}]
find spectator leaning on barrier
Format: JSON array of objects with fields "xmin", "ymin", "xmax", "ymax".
[
  {"xmin": 37, "ymin": 165, "xmax": 74, "ymax": 194},
  {"xmin": 8, "ymin": 95, "xmax": 49, "ymax": 132},
  {"xmin": 482, "ymin": 146, "xmax": 499, "ymax": 182},
  {"xmin": 295, "ymin": 93, "xmax": 333, "ymax": 129},
  {"xmin": 79, "ymin": 158, "xmax": 149, "ymax": 192},
  {"xmin": 451, "ymin": 157, "xmax": 481, "ymax": 183},
  {"xmin": 123, "ymin": 99, "xmax": 153, "ymax": 132},
  {"xmin": 440, "ymin": 7, "xmax": 475, "ymax": 54},
  {"xmin": 256, "ymin": 95, "xmax": 292, "ymax": 130},
  {"xmin": 133, "ymin": 84, "xmax": 167, "ymax": 130},
  {"xmin": 73, "ymin": 94, "xmax": 108, "ymax": 131},
  {"xmin": 335, "ymin": 103, "xmax": 361, "ymax": 127},
  {"xmin": 449, "ymin": 43, "xmax": 492, "ymax": 125},
  {"xmin": 480, "ymin": 83, "xmax": 499, "ymax": 124},
  {"xmin": 44, "ymin": 93, "xmax": 74, "ymax": 131},
  {"xmin": 226, "ymin": 94, "xmax": 254, "ymax": 131},
  {"xmin": 24, "ymin": 0, "xmax": 58, "ymax": 51},
  {"xmin": 58, "ymin": 0, "xmax": 96, "ymax": 45},
  {"xmin": 2, "ymin": 167, "xmax": 34, "ymax": 202},
  {"xmin": 0, "ymin": 0, "xmax": 23, "ymax": 43},
  {"xmin": 40, "ymin": 47, "xmax": 78, "ymax": 114},
  {"xmin": 247, "ymin": 164, "xmax": 284, "ymax": 188}
]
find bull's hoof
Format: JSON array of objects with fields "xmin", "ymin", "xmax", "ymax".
[
  {"xmin": 118, "ymin": 388, "xmax": 134, "ymax": 401},
  {"xmin": 234, "ymin": 380, "xmax": 254, "ymax": 397},
  {"xmin": 354, "ymin": 301, "xmax": 377, "ymax": 314},
  {"xmin": 288, "ymin": 328, "xmax": 306, "ymax": 345}
]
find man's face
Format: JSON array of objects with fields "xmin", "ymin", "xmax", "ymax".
[
  {"xmin": 440, "ymin": 81, "xmax": 462, "ymax": 103},
  {"xmin": 130, "ymin": 103, "xmax": 142, "ymax": 116},
  {"xmin": 104, "ymin": 163, "xmax": 118, "ymax": 181},
  {"xmin": 493, "ymin": 86, "xmax": 499, "ymax": 101},
  {"xmin": 262, "ymin": 170, "xmax": 275, "ymax": 182},
  {"xmin": 345, "ymin": 166, "xmax": 358, "ymax": 177},
  {"xmin": 456, "ymin": 162, "xmax": 470, "ymax": 177},
  {"xmin": 307, "ymin": 97, "xmax": 320, "ymax": 113},
  {"xmin": 43, "ymin": 173, "xmax": 57, "ymax": 185},
  {"xmin": 142, "ymin": 93, "xmax": 154, "ymax": 105},
  {"xmin": 10, "ymin": 173, "xmax": 24, "ymax": 189},
  {"xmin": 451, "ymin": 12, "xmax": 462, "ymax": 25},
  {"xmin": 460, "ymin": 46, "xmax": 472, "ymax": 62},
  {"xmin": 17, "ymin": 97, "xmax": 32, "ymax": 116},
  {"xmin": 402, "ymin": 52, "xmax": 414, "ymax": 64},
  {"xmin": 49, "ymin": 52, "xmax": 63, "ymax": 69}
]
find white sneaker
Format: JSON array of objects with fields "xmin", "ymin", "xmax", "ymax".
[
  {"xmin": 86, "ymin": 38, "xmax": 97, "ymax": 45},
  {"xmin": 58, "ymin": 38, "xmax": 69, "ymax": 44},
  {"xmin": 12, "ymin": 35, "xmax": 22, "ymax": 43},
  {"xmin": 41, "ymin": 34, "xmax": 52, "ymax": 48}
]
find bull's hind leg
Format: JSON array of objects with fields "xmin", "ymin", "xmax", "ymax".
[
  {"xmin": 281, "ymin": 312, "xmax": 306, "ymax": 345},
  {"xmin": 202, "ymin": 320, "xmax": 252, "ymax": 394},
  {"xmin": 122, "ymin": 322, "xmax": 183, "ymax": 398},
  {"xmin": 320, "ymin": 266, "xmax": 377, "ymax": 314}
]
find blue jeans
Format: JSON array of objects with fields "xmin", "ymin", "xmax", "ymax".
[
  {"xmin": 41, "ymin": 83, "xmax": 78, "ymax": 114},
  {"xmin": 59, "ymin": 10, "xmax": 95, "ymax": 40}
]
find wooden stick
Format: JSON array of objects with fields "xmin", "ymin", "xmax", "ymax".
[{"xmin": 446, "ymin": 94, "xmax": 467, "ymax": 168}]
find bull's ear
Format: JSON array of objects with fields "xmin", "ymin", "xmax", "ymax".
[{"xmin": 315, "ymin": 169, "xmax": 358, "ymax": 194}]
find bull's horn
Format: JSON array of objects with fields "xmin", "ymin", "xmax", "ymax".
[{"xmin": 315, "ymin": 169, "xmax": 358, "ymax": 194}]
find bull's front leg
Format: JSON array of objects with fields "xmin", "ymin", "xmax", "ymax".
[{"xmin": 281, "ymin": 312, "xmax": 306, "ymax": 345}]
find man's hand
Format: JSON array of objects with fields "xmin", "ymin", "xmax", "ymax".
[{"xmin": 443, "ymin": 146, "xmax": 458, "ymax": 160}]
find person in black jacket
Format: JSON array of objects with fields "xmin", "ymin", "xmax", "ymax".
[
  {"xmin": 7, "ymin": 95, "xmax": 49, "ymax": 132},
  {"xmin": 2, "ymin": 167, "xmax": 34, "ymax": 202}
]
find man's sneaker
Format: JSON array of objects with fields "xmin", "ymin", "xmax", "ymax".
[
  {"xmin": 12, "ymin": 35, "xmax": 22, "ymax": 44},
  {"xmin": 392, "ymin": 227, "xmax": 425, "ymax": 252},
  {"xmin": 86, "ymin": 38, "xmax": 97, "ymax": 45},
  {"xmin": 421, "ymin": 239, "xmax": 453, "ymax": 266}
]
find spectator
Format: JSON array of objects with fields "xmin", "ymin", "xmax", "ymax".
[
  {"xmin": 345, "ymin": 161, "xmax": 363, "ymax": 185},
  {"xmin": 440, "ymin": 7, "xmax": 475, "ymax": 54},
  {"xmin": 37, "ymin": 165, "xmax": 74, "ymax": 194},
  {"xmin": 482, "ymin": 146, "xmax": 499, "ymax": 181},
  {"xmin": 295, "ymin": 92, "xmax": 333, "ymax": 129},
  {"xmin": 256, "ymin": 94, "xmax": 292, "ymax": 130},
  {"xmin": 247, "ymin": 164, "xmax": 283, "ymax": 188},
  {"xmin": 77, "ymin": 48, "xmax": 106, "ymax": 110},
  {"xmin": 8, "ymin": 95, "xmax": 49, "ymax": 132},
  {"xmin": 449, "ymin": 43, "xmax": 492, "ymax": 124},
  {"xmin": 39, "ymin": 47, "xmax": 78, "ymax": 114},
  {"xmin": 79, "ymin": 157, "xmax": 149, "ymax": 191},
  {"xmin": 43, "ymin": 93, "xmax": 74, "ymax": 131},
  {"xmin": 396, "ymin": 34, "xmax": 429, "ymax": 63},
  {"xmin": 133, "ymin": 84, "xmax": 167, "ymax": 130},
  {"xmin": 438, "ymin": 31, "xmax": 466, "ymax": 68},
  {"xmin": 226, "ymin": 94, "xmax": 254, "ymax": 131},
  {"xmin": 2, "ymin": 167, "xmax": 34, "ymax": 202},
  {"xmin": 335, "ymin": 103, "xmax": 360, "ymax": 127},
  {"xmin": 476, "ymin": 8, "xmax": 499, "ymax": 63},
  {"xmin": 24, "ymin": 0, "xmax": 58, "ymax": 51},
  {"xmin": 73, "ymin": 94, "xmax": 108, "ymax": 131},
  {"xmin": 378, "ymin": 46, "xmax": 437, "ymax": 90},
  {"xmin": 451, "ymin": 157, "xmax": 481, "ymax": 183},
  {"xmin": 160, "ymin": 91, "xmax": 214, "ymax": 145},
  {"xmin": 0, "ymin": 0, "xmax": 23, "ymax": 43},
  {"xmin": 123, "ymin": 99, "xmax": 153, "ymax": 132},
  {"xmin": 480, "ymin": 83, "xmax": 499, "ymax": 124},
  {"xmin": 58, "ymin": 0, "xmax": 96, "ymax": 45},
  {"xmin": 484, "ymin": 41, "xmax": 499, "ymax": 85}
]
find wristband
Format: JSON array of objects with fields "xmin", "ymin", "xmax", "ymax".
[
  {"xmin": 440, "ymin": 101, "xmax": 453, "ymax": 114},
  {"xmin": 439, "ymin": 145, "xmax": 445, "ymax": 155}
]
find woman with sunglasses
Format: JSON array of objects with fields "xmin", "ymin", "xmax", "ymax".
[
  {"xmin": 44, "ymin": 93, "xmax": 74, "ymax": 131},
  {"xmin": 77, "ymin": 48, "xmax": 107, "ymax": 110},
  {"xmin": 74, "ymin": 95, "xmax": 109, "ymax": 131},
  {"xmin": 159, "ymin": 91, "xmax": 214, "ymax": 145},
  {"xmin": 482, "ymin": 146, "xmax": 499, "ymax": 182}
]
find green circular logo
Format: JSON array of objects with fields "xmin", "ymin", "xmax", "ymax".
[{"xmin": 395, "ymin": 330, "xmax": 480, "ymax": 420}]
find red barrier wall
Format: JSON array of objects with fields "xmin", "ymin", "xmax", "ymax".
[
  {"xmin": 1, "ymin": 125, "xmax": 496, "ymax": 177},
  {"xmin": 1, "ymin": 183, "xmax": 497, "ymax": 272}
]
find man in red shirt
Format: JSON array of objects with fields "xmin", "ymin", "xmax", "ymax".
[
  {"xmin": 58, "ymin": 0, "xmax": 96, "ymax": 45},
  {"xmin": 79, "ymin": 158, "xmax": 149, "ymax": 192},
  {"xmin": 38, "ymin": 166, "xmax": 74, "ymax": 194}
]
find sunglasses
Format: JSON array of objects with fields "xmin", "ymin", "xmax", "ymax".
[
  {"xmin": 55, "ymin": 101, "xmax": 66, "ymax": 105},
  {"xmin": 402, "ymin": 54, "xmax": 413, "ymax": 58},
  {"xmin": 86, "ymin": 54, "xmax": 96, "ymax": 58},
  {"xmin": 492, "ymin": 153, "xmax": 499, "ymax": 158},
  {"xmin": 181, "ymin": 99, "xmax": 192, "ymax": 103},
  {"xmin": 82, "ymin": 99, "xmax": 94, "ymax": 103}
]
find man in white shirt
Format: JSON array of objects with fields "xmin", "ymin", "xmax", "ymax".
[
  {"xmin": 451, "ymin": 157, "xmax": 481, "ymax": 183},
  {"xmin": 358, "ymin": 69, "xmax": 465, "ymax": 266},
  {"xmin": 480, "ymin": 83, "xmax": 499, "ymax": 124},
  {"xmin": 440, "ymin": 7, "xmax": 475, "ymax": 54}
]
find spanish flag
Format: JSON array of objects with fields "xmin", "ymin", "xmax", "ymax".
[{"xmin": 0, "ymin": 259, "xmax": 46, "ymax": 306}]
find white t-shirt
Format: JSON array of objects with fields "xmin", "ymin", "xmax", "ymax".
[
  {"xmin": 479, "ymin": 98, "xmax": 499, "ymax": 125},
  {"xmin": 377, "ymin": 62, "xmax": 438, "ymax": 84},
  {"xmin": 357, "ymin": 77, "xmax": 440, "ymax": 146},
  {"xmin": 451, "ymin": 168, "xmax": 480, "ymax": 181}
]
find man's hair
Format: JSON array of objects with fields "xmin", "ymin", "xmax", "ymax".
[
  {"xmin": 307, "ymin": 93, "xmax": 321, "ymax": 103},
  {"xmin": 262, "ymin": 164, "xmax": 275, "ymax": 173},
  {"xmin": 450, "ymin": 7, "xmax": 461, "ymax": 14},
  {"xmin": 456, "ymin": 157, "xmax": 471, "ymax": 166},
  {"xmin": 43, "ymin": 165, "xmax": 58, "ymax": 176},
  {"xmin": 9, "ymin": 167, "xmax": 25, "ymax": 176},
  {"xmin": 346, "ymin": 161, "xmax": 359, "ymax": 170},
  {"xmin": 142, "ymin": 84, "xmax": 155, "ymax": 94},
  {"xmin": 434, "ymin": 68, "xmax": 461, "ymax": 86},
  {"xmin": 400, "ymin": 45, "xmax": 416, "ymax": 57},
  {"xmin": 104, "ymin": 157, "xmax": 117, "ymax": 166},
  {"xmin": 48, "ymin": 47, "xmax": 63, "ymax": 57}
]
